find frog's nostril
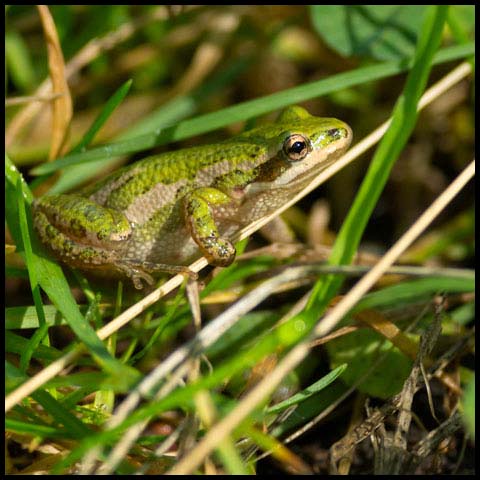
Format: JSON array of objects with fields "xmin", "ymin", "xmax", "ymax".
[{"xmin": 327, "ymin": 128, "xmax": 342, "ymax": 139}]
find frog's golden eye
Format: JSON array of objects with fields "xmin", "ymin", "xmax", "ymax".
[{"xmin": 283, "ymin": 134, "xmax": 311, "ymax": 161}]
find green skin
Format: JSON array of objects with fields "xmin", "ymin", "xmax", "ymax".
[{"xmin": 32, "ymin": 106, "xmax": 352, "ymax": 289}]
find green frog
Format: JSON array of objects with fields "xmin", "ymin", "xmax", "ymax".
[{"xmin": 32, "ymin": 106, "xmax": 352, "ymax": 288}]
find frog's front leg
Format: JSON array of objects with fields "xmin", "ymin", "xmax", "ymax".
[{"xmin": 185, "ymin": 187, "xmax": 236, "ymax": 267}]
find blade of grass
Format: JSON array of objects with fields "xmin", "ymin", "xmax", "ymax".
[
  {"xmin": 44, "ymin": 79, "xmax": 133, "ymax": 194},
  {"xmin": 33, "ymin": 389, "xmax": 93, "ymax": 439},
  {"xmin": 446, "ymin": 8, "xmax": 475, "ymax": 72},
  {"xmin": 15, "ymin": 177, "xmax": 49, "ymax": 372},
  {"xmin": 30, "ymin": 42, "xmax": 473, "ymax": 176},
  {"xmin": 117, "ymin": 53, "xmax": 254, "ymax": 141},
  {"xmin": 8, "ymin": 364, "xmax": 92, "ymax": 439},
  {"xmin": 5, "ymin": 304, "xmax": 112, "ymax": 330},
  {"xmin": 354, "ymin": 276, "xmax": 474, "ymax": 313},
  {"xmin": 6, "ymin": 155, "xmax": 140, "ymax": 396},
  {"xmin": 265, "ymin": 364, "xmax": 347, "ymax": 414},
  {"xmin": 6, "ymin": 331, "xmax": 62, "ymax": 363},
  {"xmin": 73, "ymin": 79, "xmax": 134, "ymax": 153},
  {"xmin": 6, "ymin": 418, "xmax": 70, "ymax": 438},
  {"xmin": 37, "ymin": 5, "xmax": 72, "ymax": 160},
  {"xmin": 5, "ymin": 30, "xmax": 37, "ymax": 92},
  {"xmin": 193, "ymin": 390, "xmax": 249, "ymax": 475},
  {"xmin": 306, "ymin": 6, "xmax": 451, "ymax": 315},
  {"xmin": 128, "ymin": 283, "xmax": 186, "ymax": 364},
  {"xmin": 242, "ymin": 424, "xmax": 312, "ymax": 474}
]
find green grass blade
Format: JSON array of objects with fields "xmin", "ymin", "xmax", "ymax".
[
  {"xmin": 15, "ymin": 176, "xmax": 49, "ymax": 372},
  {"xmin": 117, "ymin": 54, "xmax": 254, "ymax": 141},
  {"xmin": 265, "ymin": 364, "xmax": 347, "ymax": 414},
  {"xmin": 30, "ymin": 42, "xmax": 473, "ymax": 176},
  {"xmin": 213, "ymin": 433, "xmax": 250, "ymax": 475},
  {"xmin": 306, "ymin": 6, "xmax": 450, "ymax": 314},
  {"xmin": 6, "ymin": 155, "xmax": 140, "ymax": 390},
  {"xmin": 7, "ymin": 305, "xmax": 72, "ymax": 330},
  {"xmin": 6, "ymin": 331, "xmax": 62, "ymax": 363},
  {"xmin": 462, "ymin": 375, "xmax": 475, "ymax": 439},
  {"xmin": 8, "ymin": 362, "xmax": 93, "ymax": 439},
  {"xmin": 5, "ymin": 30, "xmax": 36, "ymax": 92},
  {"xmin": 73, "ymin": 79, "xmax": 133, "ymax": 153},
  {"xmin": 6, "ymin": 418, "xmax": 69, "ymax": 438},
  {"xmin": 47, "ymin": 79, "xmax": 133, "ymax": 194},
  {"xmin": 32, "ymin": 389, "xmax": 93, "ymax": 439},
  {"xmin": 354, "ymin": 277, "xmax": 474, "ymax": 313}
]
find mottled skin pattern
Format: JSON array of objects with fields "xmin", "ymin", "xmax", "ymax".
[{"xmin": 33, "ymin": 106, "xmax": 352, "ymax": 288}]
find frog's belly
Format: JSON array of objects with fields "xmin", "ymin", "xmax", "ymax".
[
  {"xmin": 121, "ymin": 189, "xmax": 289, "ymax": 267},
  {"xmin": 124, "ymin": 215, "xmax": 199, "ymax": 266},
  {"xmin": 122, "ymin": 205, "xmax": 239, "ymax": 266}
]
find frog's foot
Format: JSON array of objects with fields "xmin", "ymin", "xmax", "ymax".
[
  {"xmin": 115, "ymin": 263, "xmax": 155, "ymax": 290},
  {"xmin": 118, "ymin": 260, "xmax": 197, "ymax": 289},
  {"xmin": 140, "ymin": 261, "xmax": 198, "ymax": 280},
  {"xmin": 200, "ymin": 236, "xmax": 236, "ymax": 267}
]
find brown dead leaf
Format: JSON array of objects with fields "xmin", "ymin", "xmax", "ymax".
[{"xmin": 37, "ymin": 5, "xmax": 72, "ymax": 160}]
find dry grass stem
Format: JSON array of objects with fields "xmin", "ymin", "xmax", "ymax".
[
  {"xmin": 5, "ymin": 7, "xmax": 172, "ymax": 147},
  {"xmin": 37, "ymin": 5, "xmax": 72, "ymax": 159},
  {"xmin": 5, "ymin": 93, "xmax": 63, "ymax": 106}
]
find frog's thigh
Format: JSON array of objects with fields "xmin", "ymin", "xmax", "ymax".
[
  {"xmin": 34, "ymin": 205, "xmax": 154, "ymax": 289},
  {"xmin": 33, "ymin": 193, "xmax": 134, "ymax": 268},
  {"xmin": 33, "ymin": 207, "xmax": 119, "ymax": 266},
  {"xmin": 184, "ymin": 187, "xmax": 236, "ymax": 267},
  {"xmin": 33, "ymin": 194, "xmax": 132, "ymax": 246}
]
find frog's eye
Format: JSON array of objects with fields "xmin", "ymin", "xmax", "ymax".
[{"xmin": 283, "ymin": 134, "xmax": 311, "ymax": 161}]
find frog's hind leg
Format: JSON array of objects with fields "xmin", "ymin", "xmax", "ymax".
[
  {"xmin": 32, "ymin": 194, "xmax": 132, "ymax": 247},
  {"xmin": 34, "ymin": 207, "xmax": 196, "ymax": 289},
  {"xmin": 32, "ymin": 194, "xmax": 197, "ymax": 289},
  {"xmin": 32, "ymin": 206, "xmax": 115, "ymax": 268}
]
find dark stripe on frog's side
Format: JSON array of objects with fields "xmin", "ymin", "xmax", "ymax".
[
  {"xmin": 210, "ymin": 152, "xmax": 289, "ymax": 192},
  {"xmin": 250, "ymin": 153, "xmax": 290, "ymax": 183}
]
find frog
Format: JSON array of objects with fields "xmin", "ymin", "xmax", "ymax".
[{"xmin": 32, "ymin": 106, "xmax": 352, "ymax": 289}]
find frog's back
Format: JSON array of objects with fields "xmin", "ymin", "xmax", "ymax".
[{"xmin": 84, "ymin": 139, "xmax": 268, "ymax": 210}]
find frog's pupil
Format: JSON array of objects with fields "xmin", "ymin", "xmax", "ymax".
[
  {"xmin": 290, "ymin": 141, "xmax": 305, "ymax": 154},
  {"xmin": 283, "ymin": 135, "xmax": 309, "ymax": 161}
]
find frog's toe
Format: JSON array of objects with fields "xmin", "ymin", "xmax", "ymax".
[
  {"xmin": 132, "ymin": 271, "xmax": 154, "ymax": 289},
  {"xmin": 204, "ymin": 238, "xmax": 236, "ymax": 267},
  {"xmin": 115, "ymin": 262, "xmax": 154, "ymax": 289}
]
